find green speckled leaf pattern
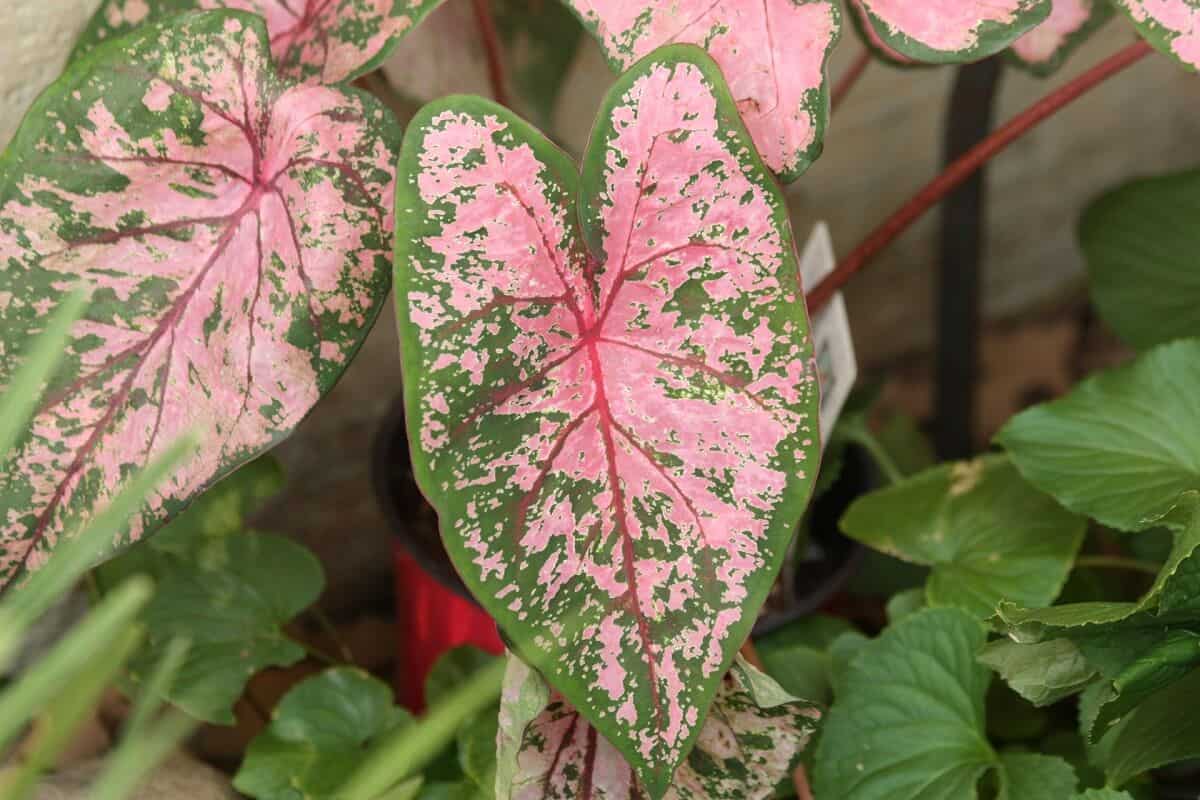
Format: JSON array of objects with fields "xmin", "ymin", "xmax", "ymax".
[
  {"xmin": 73, "ymin": 0, "xmax": 447, "ymax": 84},
  {"xmin": 0, "ymin": 11, "xmax": 397, "ymax": 589},
  {"xmin": 496, "ymin": 654, "xmax": 819, "ymax": 800},
  {"xmin": 395, "ymin": 44, "xmax": 819, "ymax": 796}
]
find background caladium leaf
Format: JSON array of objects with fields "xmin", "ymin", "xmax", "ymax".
[
  {"xmin": 563, "ymin": 0, "xmax": 840, "ymax": 182},
  {"xmin": 1114, "ymin": 0, "xmax": 1200, "ymax": 71},
  {"xmin": 1010, "ymin": 0, "xmax": 1114, "ymax": 75},
  {"xmin": 72, "ymin": 0, "xmax": 446, "ymax": 84},
  {"xmin": 852, "ymin": 0, "xmax": 1051, "ymax": 63},
  {"xmin": 496, "ymin": 654, "xmax": 819, "ymax": 800},
  {"xmin": 396, "ymin": 45, "xmax": 820, "ymax": 795},
  {"xmin": 0, "ymin": 10, "xmax": 397, "ymax": 589}
]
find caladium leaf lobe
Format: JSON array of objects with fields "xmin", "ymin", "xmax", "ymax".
[
  {"xmin": 852, "ymin": 0, "xmax": 1051, "ymax": 63},
  {"xmin": 73, "ymin": 0, "xmax": 447, "ymax": 84},
  {"xmin": 498, "ymin": 655, "xmax": 820, "ymax": 800},
  {"xmin": 1114, "ymin": 0, "xmax": 1200, "ymax": 71},
  {"xmin": 0, "ymin": 11, "xmax": 397, "ymax": 588},
  {"xmin": 397, "ymin": 45, "xmax": 819, "ymax": 796},
  {"xmin": 563, "ymin": 0, "xmax": 840, "ymax": 182}
]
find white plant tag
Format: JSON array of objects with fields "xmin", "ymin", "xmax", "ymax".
[{"xmin": 800, "ymin": 222, "xmax": 857, "ymax": 448}]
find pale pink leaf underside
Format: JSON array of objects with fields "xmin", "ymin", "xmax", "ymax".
[
  {"xmin": 498, "ymin": 655, "xmax": 820, "ymax": 800},
  {"xmin": 1013, "ymin": 0, "xmax": 1093, "ymax": 63},
  {"xmin": 0, "ymin": 12, "xmax": 395, "ymax": 586},
  {"xmin": 564, "ymin": 0, "xmax": 839, "ymax": 180}
]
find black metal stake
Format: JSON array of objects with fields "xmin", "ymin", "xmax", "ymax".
[{"xmin": 935, "ymin": 58, "xmax": 1003, "ymax": 459}]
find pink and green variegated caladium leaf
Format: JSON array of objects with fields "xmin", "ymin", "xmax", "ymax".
[
  {"xmin": 395, "ymin": 44, "xmax": 820, "ymax": 797},
  {"xmin": 496, "ymin": 654, "xmax": 820, "ymax": 800},
  {"xmin": 0, "ymin": 10, "xmax": 397, "ymax": 588},
  {"xmin": 852, "ymin": 0, "xmax": 1051, "ymax": 63},
  {"xmin": 1009, "ymin": 0, "xmax": 1114, "ymax": 75},
  {"xmin": 1114, "ymin": 0, "xmax": 1200, "ymax": 70},
  {"xmin": 563, "ymin": 0, "xmax": 840, "ymax": 183},
  {"xmin": 72, "ymin": 0, "xmax": 446, "ymax": 84}
]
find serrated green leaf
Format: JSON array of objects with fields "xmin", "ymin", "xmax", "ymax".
[
  {"xmin": 427, "ymin": 647, "xmax": 498, "ymax": 709},
  {"xmin": 998, "ymin": 340, "xmax": 1200, "ymax": 532},
  {"xmin": 813, "ymin": 607, "xmax": 996, "ymax": 799},
  {"xmin": 496, "ymin": 654, "xmax": 819, "ymax": 800},
  {"xmin": 396, "ymin": 44, "xmax": 820, "ymax": 796},
  {"xmin": 886, "ymin": 587, "xmax": 927, "ymax": 623},
  {"xmin": 1082, "ymin": 168, "xmax": 1200, "ymax": 350},
  {"xmin": 1105, "ymin": 668, "xmax": 1200, "ymax": 787},
  {"xmin": 755, "ymin": 614, "xmax": 856, "ymax": 705},
  {"xmin": 841, "ymin": 455, "xmax": 1085, "ymax": 617},
  {"xmin": 95, "ymin": 461, "xmax": 323, "ymax": 724},
  {"xmin": 978, "ymin": 638, "xmax": 1096, "ymax": 706},
  {"xmin": 997, "ymin": 752, "xmax": 1078, "ymax": 800},
  {"xmin": 235, "ymin": 668, "xmax": 413, "ymax": 800}
]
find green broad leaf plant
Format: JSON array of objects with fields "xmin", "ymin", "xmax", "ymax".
[{"xmin": 1, "ymin": 0, "xmax": 1200, "ymax": 798}]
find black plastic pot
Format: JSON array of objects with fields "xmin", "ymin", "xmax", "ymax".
[{"xmin": 371, "ymin": 395, "xmax": 871, "ymax": 625}]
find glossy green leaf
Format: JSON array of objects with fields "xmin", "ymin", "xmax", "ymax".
[
  {"xmin": 396, "ymin": 45, "xmax": 819, "ymax": 796},
  {"xmin": 998, "ymin": 340, "xmax": 1200, "ymax": 532},
  {"xmin": 755, "ymin": 614, "xmax": 856, "ymax": 705},
  {"xmin": 1106, "ymin": 668, "xmax": 1200, "ymax": 787},
  {"xmin": 886, "ymin": 587, "xmax": 927, "ymax": 623},
  {"xmin": 95, "ymin": 461, "xmax": 323, "ymax": 724},
  {"xmin": 841, "ymin": 455, "xmax": 1085, "ymax": 617},
  {"xmin": 813, "ymin": 607, "xmax": 996, "ymax": 799},
  {"xmin": 1082, "ymin": 168, "xmax": 1200, "ymax": 350},
  {"xmin": 235, "ymin": 668, "xmax": 414, "ymax": 799},
  {"xmin": 978, "ymin": 638, "xmax": 1097, "ymax": 706},
  {"xmin": 496, "ymin": 654, "xmax": 819, "ymax": 800},
  {"xmin": 0, "ymin": 10, "xmax": 398, "ymax": 589},
  {"xmin": 73, "ymin": 0, "xmax": 445, "ymax": 84}
]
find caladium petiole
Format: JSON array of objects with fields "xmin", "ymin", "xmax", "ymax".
[
  {"xmin": 73, "ymin": 0, "xmax": 448, "ymax": 84},
  {"xmin": 0, "ymin": 10, "xmax": 398, "ymax": 588},
  {"xmin": 562, "ymin": 0, "xmax": 841, "ymax": 182},
  {"xmin": 396, "ymin": 44, "xmax": 820, "ymax": 796}
]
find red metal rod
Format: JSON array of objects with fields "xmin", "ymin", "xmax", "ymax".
[
  {"xmin": 806, "ymin": 38, "xmax": 1153, "ymax": 312},
  {"xmin": 471, "ymin": 0, "xmax": 510, "ymax": 108},
  {"xmin": 832, "ymin": 49, "xmax": 872, "ymax": 111}
]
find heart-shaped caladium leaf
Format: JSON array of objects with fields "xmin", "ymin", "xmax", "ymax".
[
  {"xmin": 496, "ymin": 655, "xmax": 820, "ymax": 800},
  {"xmin": 1115, "ymin": 0, "xmax": 1200, "ymax": 71},
  {"xmin": 851, "ymin": 0, "xmax": 1051, "ymax": 63},
  {"xmin": 396, "ymin": 45, "xmax": 820, "ymax": 796},
  {"xmin": 1010, "ymin": 0, "xmax": 1114, "ymax": 75},
  {"xmin": 562, "ymin": 1, "xmax": 840, "ymax": 182},
  {"xmin": 73, "ymin": 0, "xmax": 445, "ymax": 84},
  {"xmin": 0, "ymin": 10, "xmax": 397, "ymax": 588}
]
